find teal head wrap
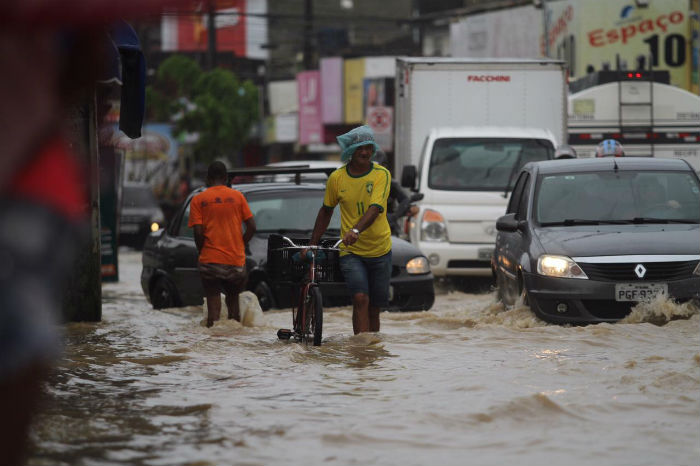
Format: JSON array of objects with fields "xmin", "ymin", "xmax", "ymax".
[{"xmin": 336, "ymin": 125, "xmax": 381, "ymax": 163}]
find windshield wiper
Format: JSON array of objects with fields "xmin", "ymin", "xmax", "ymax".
[
  {"xmin": 539, "ymin": 219, "xmax": 631, "ymax": 226},
  {"xmin": 631, "ymin": 218, "xmax": 699, "ymax": 224}
]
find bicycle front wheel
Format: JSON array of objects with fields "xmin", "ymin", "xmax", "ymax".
[{"xmin": 308, "ymin": 286, "xmax": 323, "ymax": 346}]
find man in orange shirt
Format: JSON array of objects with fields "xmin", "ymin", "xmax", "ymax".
[{"xmin": 188, "ymin": 161, "xmax": 256, "ymax": 327}]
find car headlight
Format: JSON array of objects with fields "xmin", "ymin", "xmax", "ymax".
[
  {"xmin": 152, "ymin": 211, "xmax": 165, "ymax": 224},
  {"xmin": 421, "ymin": 209, "xmax": 448, "ymax": 242},
  {"xmin": 406, "ymin": 256, "xmax": 430, "ymax": 274},
  {"xmin": 150, "ymin": 222, "xmax": 161, "ymax": 232},
  {"xmin": 694, "ymin": 261, "xmax": 700, "ymax": 276},
  {"xmin": 537, "ymin": 255, "xmax": 588, "ymax": 279}
]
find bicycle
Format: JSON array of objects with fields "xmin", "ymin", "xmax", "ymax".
[{"xmin": 270, "ymin": 236, "xmax": 343, "ymax": 346}]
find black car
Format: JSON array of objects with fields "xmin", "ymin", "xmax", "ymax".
[
  {"xmin": 120, "ymin": 182, "xmax": 166, "ymax": 249},
  {"xmin": 493, "ymin": 157, "xmax": 700, "ymax": 324},
  {"xmin": 141, "ymin": 173, "xmax": 435, "ymax": 312}
]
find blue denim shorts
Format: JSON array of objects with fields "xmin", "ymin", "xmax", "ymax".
[{"xmin": 339, "ymin": 251, "xmax": 392, "ymax": 307}]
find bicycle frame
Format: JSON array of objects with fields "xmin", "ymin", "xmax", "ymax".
[{"xmin": 278, "ymin": 236, "xmax": 342, "ymax": 344}]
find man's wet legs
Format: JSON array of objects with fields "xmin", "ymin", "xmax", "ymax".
[
  {"xmin": 225, "ymin": 292, "xmax": 240, "ymax": 322},
  {"xmin": 369, "ymin": 305, "xmax": 380, "ymax": 332},
  {"xmin": 205, "ymin": 294, "xmax": 221, "ymax": 327},
  {"xmin": 351, "ymin": 292, "xmax": 370, "ymax": 334}
]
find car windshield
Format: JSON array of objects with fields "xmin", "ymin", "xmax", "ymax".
[
  {"xmin": 123, "ymin": 185, "xmax": 158, "ymax": 208},
  {"xmin": 428, "ymin": 138, "xmax": 553, "ymax": 191},
  {"xmin": 247, "ymin": 189, "xmax": 341, "ymax": 233},
  {"xmin": 536, "ymin": 170, "xmax": 700, "ymax": 225}
]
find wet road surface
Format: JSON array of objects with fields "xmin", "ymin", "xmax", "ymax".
[{"xmin": 27, "ymin": 251, "xmax": 700, "ymax": 466}]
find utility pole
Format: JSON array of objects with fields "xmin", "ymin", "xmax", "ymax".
[
  {"xmin": 63, "ymin": 95, "xmax": 102, "ymax": 322},
  {"xmin": 412, "ymin": 0, "xmax": 422, "ymax": 55},
  {"xmin": 541, "ymin": 0, "xmax": 550, "ymax": 58},
  {"xmin": 303, "ymin": 0, "xmax": 313, "ymax": 70},
  {"xmin": 207, "ymin": 0, "xmax": 217, "ymax": 70}
]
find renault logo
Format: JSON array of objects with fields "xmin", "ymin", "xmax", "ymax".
[{"xmin": 634, "ymin": 264, "xmax": 647, "ymax": 278}]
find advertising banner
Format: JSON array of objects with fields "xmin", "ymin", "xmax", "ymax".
[
  {"xmin": 363, "ymin": 77, "xmax": 393, "ymax": 113},
  {"xmin": 344, "ymin": 58, "xmax": 365, "ymax": 124},
  {"xmin": 547, "ymin": 0, "xmax": 692, "ymax": 90},
  {"xmin": 263, "ymin": 113, "xmax": 298, "ymax": 144},
  {"xmin": 98, "ymin": 139, "xmax": 123, "ymax": 282},
  {"xmin": 320, "ymin": 57, "xmax": 343, "ymax": 124},
  {"xmin": 449, "ymin": 5, "xmax": 542, "ymax": 58},
  {"xmin": 298, "ymin": 71, "xmax": 322, "ymax": 145},
  {"xmin": 161, "ymin": 0, "xmax": 268, "ymax": 60},
  {"xmin": 268, "ymin": 80, "xmax": 297, "ymax": 115},
  {"xmin": 364, "ymin": 56, "xmax": 396, "ymax": 78}
]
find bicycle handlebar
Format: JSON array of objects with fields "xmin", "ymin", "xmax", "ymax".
[{"xmin": 281, "ymin": 236, "xmax": 343, "ymax": 249}]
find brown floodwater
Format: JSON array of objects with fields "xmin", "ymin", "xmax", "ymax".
[{"xmin": 27, "ymin": 251, "xmax": 700, "ymax": 466}]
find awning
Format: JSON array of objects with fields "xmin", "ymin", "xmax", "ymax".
[{"xmin": 107, "ymin": 20, "xmax": 146, "ymax": 139}]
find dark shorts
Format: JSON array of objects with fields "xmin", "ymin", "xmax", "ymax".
[
  {"xmin": 198, "ymin": 262, "xmax": 247, "ymax": 297},
  {"xmin": 339, "ymin": 251, "xmax": 392, "ymax": 307}
]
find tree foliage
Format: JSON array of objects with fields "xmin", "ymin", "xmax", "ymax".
[{"xmin": 146, "ymin": 55, "xmax": 259, "ymax": 164}]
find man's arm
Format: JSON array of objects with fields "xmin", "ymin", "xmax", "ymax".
[
  {"xmin": 193, "ymin": 225, "xmax": 204, "ymax": 254},
  {"xmin": 309, "ymin": 206, "xmax": 334, "ymax": 246},
  {"xmin": 243, "ymin": 217, "xmax": 256, "ymax": 244}
]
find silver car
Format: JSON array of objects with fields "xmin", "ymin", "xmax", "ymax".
[{"xmin": 493, "ymin": 157, "xmax": 700, "ymax": 324}]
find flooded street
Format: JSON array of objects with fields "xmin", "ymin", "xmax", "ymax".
[{"xmin": 28, "ymin": 251, "xmax": 700, "ymax": 466}]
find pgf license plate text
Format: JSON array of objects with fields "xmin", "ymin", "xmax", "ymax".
[{"xmin": 615, "ymin": 283, "xmax": 668, "ymax": 302}]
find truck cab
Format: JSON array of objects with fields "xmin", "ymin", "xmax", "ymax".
[{"xmin": 402, "ymin": 126, "xmax": 556, "ymax": 278}]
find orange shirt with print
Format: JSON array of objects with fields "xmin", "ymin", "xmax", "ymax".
[{"xmin": 188, "ymin": 185, "xmax": 253, "ymax": 266}]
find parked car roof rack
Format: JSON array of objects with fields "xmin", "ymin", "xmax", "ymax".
[{"xmin": 227, "ymin": 166, "xmax": 336, "ymax": 185}]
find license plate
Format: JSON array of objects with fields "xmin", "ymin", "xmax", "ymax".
[
  {"xmin": 615, "ymin": 283, "xmax": 668, "ymax": 302},
  {"xmin": 120, "ymin": 224, "xmax": 140, "ymax": 233}
]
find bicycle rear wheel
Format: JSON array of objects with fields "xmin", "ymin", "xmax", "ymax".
[{"xmin": 308, "ymin": 286, "xmax": 323, "ymax": 346}]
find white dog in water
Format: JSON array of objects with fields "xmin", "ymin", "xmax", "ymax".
[{"xmin": 203, "ymin": 291, "xmax": 266, "ymax": 327}]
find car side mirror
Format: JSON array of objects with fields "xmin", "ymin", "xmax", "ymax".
[
  {"xmin": 496, "ymin": 213, "xmax": 526, "ymax": 232},
  {"xmin": 147, "ymin": 228, "xmax": 166, "ymax": 242},
  {"xmin": 401, "ymin": 165, "xmax": 417, "ymax": 190}
]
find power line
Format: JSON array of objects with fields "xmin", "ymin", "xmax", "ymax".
[{"xmin": 160, "ymin": 10, "xmax": 412, "ymax": 24}]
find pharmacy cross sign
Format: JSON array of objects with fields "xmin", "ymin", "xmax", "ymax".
[{"xmin": 367, "ymin": 107, "xmax": 391, "ymax": 132}]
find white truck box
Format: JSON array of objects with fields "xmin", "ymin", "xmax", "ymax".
[
  {"xmin": 568, "ymin": 74, "xmax": 700, "ymax": 171},
  {"xmin": 395, "ymin": 58, "xmax": 567, "ymax": 278},
  {"xmin": 395, "ymin": 58, "xmax": 567, "ymax": 176}
]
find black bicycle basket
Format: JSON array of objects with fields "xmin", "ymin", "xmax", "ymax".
[{"xmin": 267, "ymin": 234, "xmax": 343, "ymax": 283}]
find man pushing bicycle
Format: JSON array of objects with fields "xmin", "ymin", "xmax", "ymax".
[{"xmin": 306, "ymin": 126, "xmax": 392, "ymax": 334}]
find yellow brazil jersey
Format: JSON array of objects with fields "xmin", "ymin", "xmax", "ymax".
[{"xmin": 323, "ymin": 162, "xmax": 392, "ymax": 257}]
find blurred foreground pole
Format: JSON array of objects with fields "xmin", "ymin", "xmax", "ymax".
[
  {"xmin": 63, "ymin": 94, "xmax": 102, "ymax": 322},
  {"xmin": 303, "ymin": 0, "xmax": 313, "ymax": 70},
  {"xmin": 207, "ymin": 0, "xmax": 217, "ymax": 69}
]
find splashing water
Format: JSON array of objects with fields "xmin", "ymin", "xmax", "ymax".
[{"xmin": 621, "ymin": 295, "xmax": 699, "ymax": 325}]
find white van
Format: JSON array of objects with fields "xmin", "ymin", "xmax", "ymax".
[{"xmin": 402, "ymin": 126, "xmax": 556, "ymax": 277}]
